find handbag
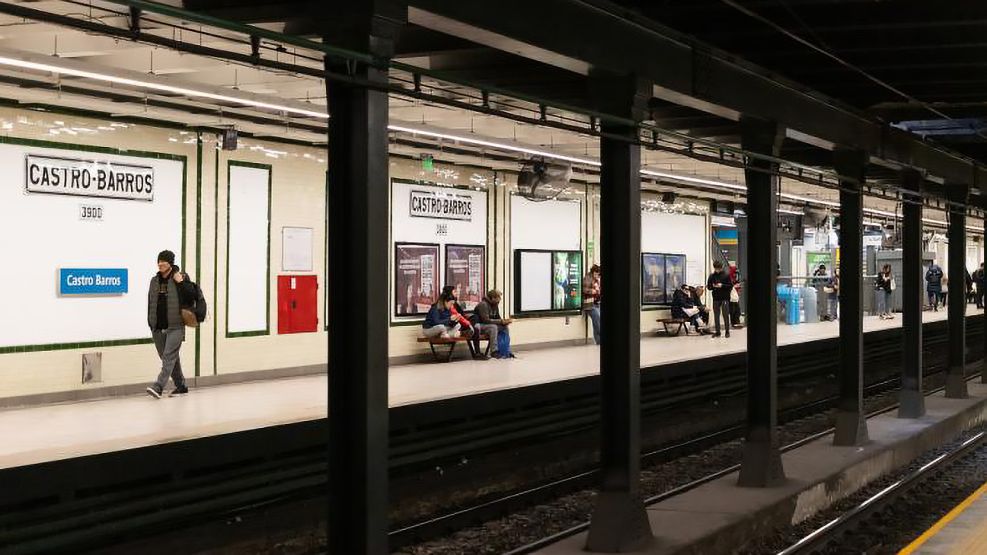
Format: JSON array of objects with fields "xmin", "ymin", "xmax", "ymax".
[
  {"xmin": 730, "ymin": 287, "xmax": 739, "ymax": 303},
  {"xmin": 890, "ymin": 278, "xmax": 897, "ymax": 291},
  {"xmin": 181, "ymin": 308, "xmax": 199, "ymax": 328}
]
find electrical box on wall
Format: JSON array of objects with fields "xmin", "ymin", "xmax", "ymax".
[{"xmin": 277, "ymin": 275, "xmax": 319, "ymax": 334}]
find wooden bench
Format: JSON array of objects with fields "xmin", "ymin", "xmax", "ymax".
[
  {"xmin": 656, "ymin": 317, "xmax": 691, "ymax": 337},
  {"xmin": 417, "ymin": 334, "xmax": 492, "ymax": 362}
]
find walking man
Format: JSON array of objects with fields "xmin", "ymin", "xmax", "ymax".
[{"xmin": 146, "ymin": 250, "xmax": 194, "ymax": 399}]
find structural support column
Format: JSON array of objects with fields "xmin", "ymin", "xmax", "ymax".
[
  {"xmin": 585, "ymin": 74, "xmax": 653, "ymax": 552},
  {"xmin": 324, "ymin": 4, "xmax": 404, "ymax": 555},
  {"xmin": 832, "ymin": 149, "xmax": 869, "ymax": 446},
  {"xmin": 946, "ymin": 184, "xmax": 970, "ymax": 398},
  {"xmin": 899, "ymin": 170, "xmax": 926, "ymax": 417},
  {"xmin": 737, "ymin": 117, "xmax": 786, "ymax": 487}
]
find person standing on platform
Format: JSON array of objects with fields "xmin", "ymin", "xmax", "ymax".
[
  {"xmin": 582, "ymin": 264, "xmax": 602, "ymax": 344},
  {"xmin": 926, "ymin": 263, "xmax": 944, "ymax": 310},
  {"xmin": 941, "ymin": 276, "xmax": 950, "ymax": 308},
  {"xmin": 706, "ymin": 260, "xmax": 733, "ymax": 338},
  {"xmin": 875, "ymin": 264, "xmax": 895, "ymax": 319},
  {"xmin": 146, "ymin": 250, "xmax": 194, "ymax": 399},
  {"xmin": 728, "ymin": 263, "xmax": 743, "ymax": 328},
  {"xmin": 974, "ymin": 263, "xmax": 985, "ymax": 309}
]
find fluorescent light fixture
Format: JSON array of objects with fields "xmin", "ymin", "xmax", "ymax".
[
  {"xmin": 388, "ymin": 124, "xmax": 599, "ymax": 166},
  {"xmin": 641, "ymin": 169, "xmax": 747, "ymax": 191},
  {"xmin": 0, "ymin": 54, "xmax": 329, "ymax": 119},
  {"xmin": 780, "ymin": 192, "xmax": 839, "ymax": 208},
  {"xmin": 777, "ymin": 208, "xmax": 805, "ymax": 215}
]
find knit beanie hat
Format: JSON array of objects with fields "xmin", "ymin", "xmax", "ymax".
[{"xmin": 157, "ymin": 250, "xmax": 176, "ymax": 265}]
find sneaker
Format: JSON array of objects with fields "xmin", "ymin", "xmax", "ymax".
[
  {"xmin": 169, "ymin": 385, "xmax": 189, "ymax": 397},
  {"xmin": 472, "ymin": 353, "xmax": 489, "ymax": 360},
  {"xmin": 725, "ymin": 332, "xmax": 730, "ymax": 338},
  {"xmin": 440, "ymin": 331, "xmax": 450, "ymax": 339},
  {"xmin": 711, "ymin": 332, "xmax": 721, "ymax": 338},
  {"xmin": 145, "ymin": 386, "xmax": 162, "ymax": 399}
]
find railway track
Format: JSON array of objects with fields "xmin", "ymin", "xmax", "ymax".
[{"xmin": 0, "ymin": 317, "xmax": 979, "ymax": 554}]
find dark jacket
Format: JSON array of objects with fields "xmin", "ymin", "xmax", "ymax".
[
  {"xmin": 875, "ymin": 272, "xmax": 893, "ymax": 293},
  {"xmin": 975, "ymin": 269, "xmax": 985, "ymax": 286},
  {"xmin": 147, "ymin": 268, "xmax": 194, "ymax": 330},
  {"xmin": 474, "ymin": 298, "xmax": 504, "ymax": 325},
  {"xmin": 670, "ymin": 288, "xmax": 695, "ymax": 319},
  {"xmin": 423, "ymin": 306, "xmax": 453, "ymax": 328},
  {"xmin": 706, "ymin": 271, "xmax": 733, "ymax": 301},
  {"xmin": 926, "ymin": 265, "xmax": 943, "ymax": 292}
]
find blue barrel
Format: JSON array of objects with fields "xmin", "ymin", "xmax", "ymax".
[
  {"xmin": 777, "ymin": 284, "xmax": 790, "ymax": 321},
  {"xmin": 786, "ymin": 287, "xmax": 801, "ymax": 325}
]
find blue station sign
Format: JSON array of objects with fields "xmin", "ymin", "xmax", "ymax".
[{"xmin": 59, "ymin": 268, "xmax": 129, "ymax": 296}]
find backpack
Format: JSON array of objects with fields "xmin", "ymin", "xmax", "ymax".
[{"xmin": 181, "ymin": 274, "xmax": 208, "ymax": 325}]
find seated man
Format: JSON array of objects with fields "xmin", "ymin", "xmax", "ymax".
[
  {"xmin": 689, "ymin": 285, "xmax": 710, "ymax": 325},
  {"xmin": 473, "ymin": 289, "xmax": 515, "ymax": 359},
  {"xmin": 671, "ymin": 284, "xmax": 706, "ymax": 334}
]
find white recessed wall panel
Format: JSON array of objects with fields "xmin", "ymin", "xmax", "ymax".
[
  {"xmin": 641, "ymin": 211, "xmax": 708, "ymax": 286},
  {"xmin": 510, "ymin": 196, "xmax": 582, "ymax": 251},
  {"xmin": 0, "ymin": 143, "xmax": 183, "ymax": 348},
  {"xmin": 227, "ymin": 164, "xmax": 270, "ymax": 334}
]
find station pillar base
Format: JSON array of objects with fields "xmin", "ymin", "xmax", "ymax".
[
  {"xmin": 945, "ymin": 371, "xmax": 969, "ymax": 399},
  {"xmin": 737, "ymin": 439, "xmax": 786, "ymax": 487},
  {"xmin": 585, "ymin": 491, "xmax": 653, "ymax": 553},
  {"xmin": 898, "ymin": 389, "xmax": 927, "ymax": 419},
  {"xmin": 833, "ymin": 410, "xmax": 869, "ymax": 446}
]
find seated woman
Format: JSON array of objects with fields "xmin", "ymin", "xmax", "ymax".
[
  {"xmin": 671, "ymin": 284, "xmax": 707, "ymax": 334},
  {"xmin": 423, "ymin": 294, "xmax": 460, "ymax": 339}
]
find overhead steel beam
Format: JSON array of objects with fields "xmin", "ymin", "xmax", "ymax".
[{"xmin": 406, "ymin": 0, "xmax": 987, "ymax": 189}]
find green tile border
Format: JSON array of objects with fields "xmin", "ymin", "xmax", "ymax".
[
  {"xmin": 225, "ymin": 160, "xmax": 272, "ymax": 338},
  {"xmin": 213, "ymin": 139, "xmax": 220, "ymax": 374},
  {"xmin": 0, "ymin": 338, "xmax": 153, "ymax": 355},
  {"xmin": 0, "ymin": 135, "xmax": 188, "ymax": 354},
  {"xmin": 194, "ymin": 131, "xmax": 203, "ymax": 377}
]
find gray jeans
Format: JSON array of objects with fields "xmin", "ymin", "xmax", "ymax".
[
  {"xmin": 423, "ymin": 323, "xmax": 460, "ymax": 338},
  {"xmin": 152, "ymin": 328, "xmax": 186, "ymax": 391},
  {"xmin": 474, "ymin": 323, "xmax": 499, "ymax": 353}
]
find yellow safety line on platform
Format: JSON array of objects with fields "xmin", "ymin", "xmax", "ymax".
[{"xmin": 898, "ymin": 480, "xmax": 987, "ymax": 555}]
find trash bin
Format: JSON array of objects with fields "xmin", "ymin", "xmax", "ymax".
[{"xmin": 802, "ymin": 286, "xmax": 818, "ymax": 323}]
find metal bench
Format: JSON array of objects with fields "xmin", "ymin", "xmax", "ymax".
[
  {"xmin": 417, "ymin": 334, "xmax": 492, "ymax": 362},
  {"xmin": 656, "ymin": 317, "xmax": 691, "ymax": 337}
]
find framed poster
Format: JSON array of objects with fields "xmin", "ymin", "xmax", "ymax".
[
  {"xmin": 514, "ymin": 249, "xmax": 583, "ymax": 314},
  {"xmin": 445, "ymin": 244, "xmax": 486, "ymax": 310},
  {"xmin": 552, "ymin": 251, "xmax": 583, "ymax": 310},
  {"xmin": 282, "ymin": 226, "xmax": 313, "ymax": 272},
  {"xmin": 394, "ymin": 243, "xmax": 440, "ymax": 317},
  {"xmin": 665, "ymin": 254, "xmax": 687, "ymax": 293},
  {"xmin": 515, "ymin": 250, "xmax": 552, "ymax": 313},
  {"xmin": 641, "ymin": 253, "xmax": 667, "ymax": 305}
]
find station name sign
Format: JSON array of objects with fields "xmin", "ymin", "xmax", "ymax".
[
  {"xmin": 26, "ymin": 155, "xmax": 154, "ymax": 202},
  {"xmin": 409, "ymin": 189, "xmax": 473, "ymax": 221},
  {"xmin": 58, "ymin": 268, "xmax": 129, "ymax": 296}
]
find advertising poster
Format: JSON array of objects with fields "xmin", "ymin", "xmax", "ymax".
[
  {"xmin": 552, "ymin": 251, "xmax": 583, "ymax": 310},
  {"xmin": 641, "ymin": 253, "xmax": 666, "ymax": 304},
  {"xmin": 445, "ymin": 244, "xmax": 485, "ymax": 310},
  {"xmin": 394, "ymin": 243, "xmax": 439, "ymax": 317},
  {"xmin": 806, "ymin": 251, "xmax": 833, "ymax": 277},
  {"xmin": 665, "ymin": 254, "xmax": 687, "ymax": 291}
]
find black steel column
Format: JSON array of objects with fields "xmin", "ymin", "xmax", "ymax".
[
  {"xmin": 585, "ymin": 74, "xmax": 653, "ymax": 552},
  {"xmin": 737, "ymin": 117, "xmax": 786, "ymax": 487},
  {"xmin": 832, "ymin": 149, "xmax": 869, "ymax": 445},
  {"xmin": 946, "ymin": 184, "xmax": 969, "ymax": 398},
  {"xmin": 899, "ymin": 170, "xmax": 925, "ymax": 417},
  {"xmin": 325, "ymin": 5, "xmax": 404, "ymax": 554}
]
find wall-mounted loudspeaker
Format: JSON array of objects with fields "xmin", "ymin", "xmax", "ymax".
[{"xmin": 222, "ymin": 129, "xmax": 238, "ymax": 151}]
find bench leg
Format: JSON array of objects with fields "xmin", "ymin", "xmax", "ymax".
[
  {"xmin": 444, "ymin": 343, "xmax": 456, "ymax": 363},
  {"xmin": 681, "ymin": 322, "xmax": 689, "ymax": 336}
]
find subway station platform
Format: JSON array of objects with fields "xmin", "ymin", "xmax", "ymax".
[
  {"xmin": 537, "ymin": 380, "xmax": 987, "ymax": 555},
  {"xmin": 900, "ymin": 480, "xmax": 987, "ymax": 555},
  {"xmin": 0, "ymin": 307, "xmax": 969, "ymax": 473}
]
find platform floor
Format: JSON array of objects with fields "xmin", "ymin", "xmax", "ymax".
[
  {"xmin": 0, "ymin": 308, "xmax": 963, "ymax": 472},
  {"xmin": 899, "ymin": 479, "xmax": 987, "ymax": 555}
]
